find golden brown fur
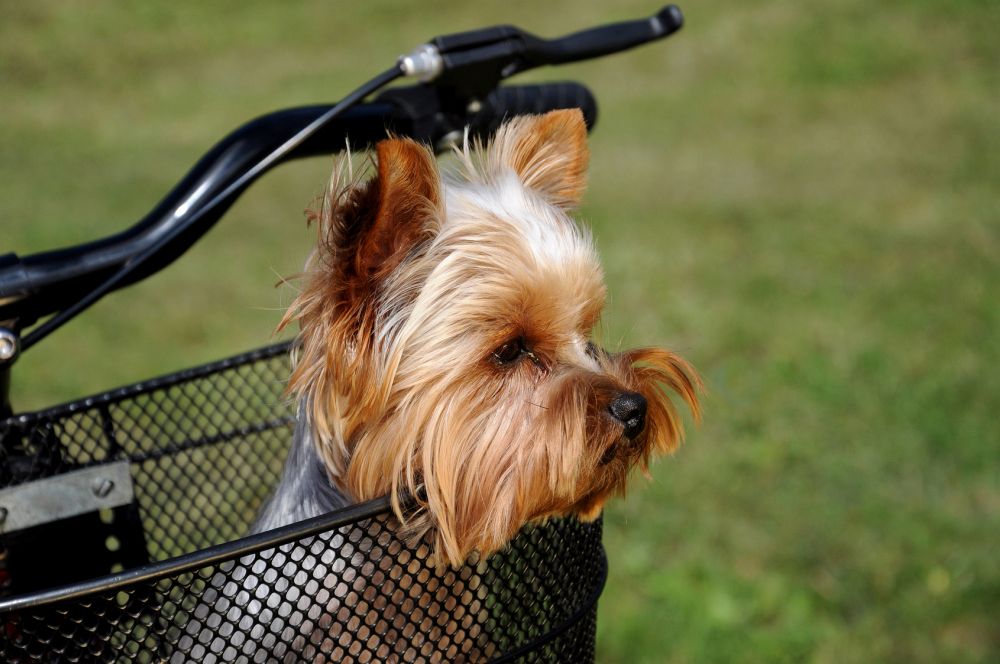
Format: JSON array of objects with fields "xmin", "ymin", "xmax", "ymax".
[{"xmin": 279, "ymin": 109, "xmax": 700, "ymax": 567}]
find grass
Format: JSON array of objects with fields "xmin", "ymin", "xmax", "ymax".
[{"xmin": 2, "ymin": 1, "xmax": 999, "ymax": 661}]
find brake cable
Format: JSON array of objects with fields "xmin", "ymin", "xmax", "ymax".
[
  {"xmin": 17, "ymin": 5, "xmax": 684, "ymax": 352},
  {"xmin": 18, "ymin": 64, "xmax": 405, "ymax": 352}
]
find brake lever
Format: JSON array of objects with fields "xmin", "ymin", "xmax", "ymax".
[{"xmin": 398, "ymin": 5, "xmax": 684, "ymax": 100}]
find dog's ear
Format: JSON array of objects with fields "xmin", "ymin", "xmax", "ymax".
[
  {"xmin": 339, "ymin": 138, "xmax": 440, "ymax": 296},
  {"xmin": 493, "ymin": 108, "xmax": 589, "ymax": 209},
  {"xmin": 279, "ymin": 138, "xmax": 440, "ymax": 468}
]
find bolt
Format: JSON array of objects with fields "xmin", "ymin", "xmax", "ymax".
[
  {"xmin": 0, "ymin": 329, "xmax": 17, "ymax": 362},
  {"xmin": 93, "ymin": 478, "xmax": 115, "ymax": 498}
]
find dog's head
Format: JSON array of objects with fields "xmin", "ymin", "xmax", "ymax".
[{"xmin": 282, "ymin": 109, "xmax": 700, "ymax": 566}]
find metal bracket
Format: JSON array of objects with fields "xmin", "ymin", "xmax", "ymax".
[{"xmin": 0, "ymin": 460, "xmax": 134, "ymax": 533}]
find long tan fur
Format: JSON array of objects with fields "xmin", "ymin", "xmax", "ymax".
[{"xmin": 281, "ymin": 109, "xmax": 700, "ymax": 566}]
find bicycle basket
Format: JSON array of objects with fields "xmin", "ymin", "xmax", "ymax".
[{"xmin": 0, "ymin": 343, "xmax": 606, "ymax": 662}]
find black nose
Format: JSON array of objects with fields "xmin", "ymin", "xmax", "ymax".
[{"xmin": 608, "ymin": 391, "xmax": 647, "ymax": 440}]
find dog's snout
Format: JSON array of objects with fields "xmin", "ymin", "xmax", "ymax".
[{"xmin": 608, "ymin": 392, "xmax": 647, "ymax": 440}]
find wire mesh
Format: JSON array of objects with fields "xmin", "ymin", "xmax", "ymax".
[{"xmin": 0, "ymin": 343, "xmax": 605, "ymax": 662}]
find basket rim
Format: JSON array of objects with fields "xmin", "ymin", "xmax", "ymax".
[
  {"xmin": 0, "ymin": 494, "xmax": 392, "ymax": 613},
  {"xmin": 0, "ymin": 508, "xmax": 609, "ymax": 664},
  {"xmin": 1, "ymin": 341, "xmax": 293, "ymax": 427}
]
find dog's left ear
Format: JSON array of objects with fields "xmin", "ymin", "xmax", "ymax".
[
  {"xmin": 279, "ymin": 138, "xmax": 441, "ymax": 468},
  {"xmin": 347, "ymin": 138, "xmax": 441, "ymax": 290},
  {"xmin": 493, "ymin": 108, "xmax": 590, "ymax": 209}
]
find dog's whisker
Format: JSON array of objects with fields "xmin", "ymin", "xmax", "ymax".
[{"xmin": 247, "ymin": 305, "xmax": 291, "ymax": 312}]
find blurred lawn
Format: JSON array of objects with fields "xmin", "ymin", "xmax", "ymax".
[{"xmin": 2, "ymin": 1, "xmax": 998, "ymax": 662}]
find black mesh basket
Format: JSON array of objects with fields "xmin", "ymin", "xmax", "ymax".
[{"xmin": 0, "ymin": 343, "xmax": 606, "ymax": 662}]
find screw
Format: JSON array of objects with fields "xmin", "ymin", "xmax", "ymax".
[
  {"xmin": 93, "ymin": 478, "xmax": 115, "ymax": 498},
  {"xmin": 0, "ymin": 329, "xmax": 17, "ymax": 362}
]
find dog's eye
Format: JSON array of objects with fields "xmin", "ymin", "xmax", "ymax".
[{"xmin": 493, "ymin": 338, "xmax": 525, "ymax": 364}]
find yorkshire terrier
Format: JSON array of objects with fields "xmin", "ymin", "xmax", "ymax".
[{"xmin": 177, "ymin": 109, "xmax": 699, "ymax": 663}]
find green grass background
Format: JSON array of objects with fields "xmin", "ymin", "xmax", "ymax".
[{"xmin": 2, "ymin": 1, "xmax": 998, "ymax": 661}]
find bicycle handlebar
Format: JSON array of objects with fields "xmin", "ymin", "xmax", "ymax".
[
  {"xmin": 0, "ymin": 5, "xmax": 683, "ymax": 344},
  {"xmin": 523, "ymin": 5, "xmax": 683, "ymax": 67},
  {"xmin": 0, "ymin": 83, "xmax": 598, "ymax": 327}
]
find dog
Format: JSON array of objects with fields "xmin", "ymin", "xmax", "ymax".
[{"xmin": 173, "ymin": 109, "xmax": 699, "ymax": 663}]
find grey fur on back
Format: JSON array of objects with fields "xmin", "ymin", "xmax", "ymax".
[
  {"xmin": 171, "ymin": 410, "xmax": 353, "ymax": 663},
  {"xmin": 250, "ymin": 407, "xmax": 351, "ymax": 534}
]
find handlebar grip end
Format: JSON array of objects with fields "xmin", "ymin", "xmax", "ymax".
[
  {"xmin": 485, "ymin": 82, "xmax": 598, "ymax": 135},
  {"xmin": 654, "ymin": 5, "xmax": 684, "ymax": 37}
]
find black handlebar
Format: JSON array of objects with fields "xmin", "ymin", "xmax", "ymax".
[
  {"xmin": 519, "ymin": 5, "xmax": 683, "ymax": 68},
  {"xmin": 0, "ymin": 83, "xmax": 598, "ymax": 328},
  {"xmin": 0, "ymin": 102, "xmax": 400, "ymax": 328},
  {"xmin": 0, "ymin": 5, "xmax": 683, "ymax": 349}
]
